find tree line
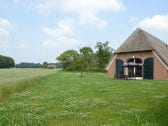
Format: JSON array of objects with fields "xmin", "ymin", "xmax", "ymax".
[
  {"xmin": 16, "ymin": 62, "xmax": 61, "ymax": 69},
  {"xmin": 56, "ymin": 41, "xmax": 114, "ymax": 75},
  {"xmin": 0, "ymin": 54, "xmax": 61, "ymax": 69},
  {"xmin": 0, "ymin": 41, "xmax": 113, "ymax": 71},
  {"xmin": 16, "ymin": 62, "xmax": 42, "ymax": 68},
  {"xmin": 0, "ymin": 55, "xmax": 15, "ymax": 68}
]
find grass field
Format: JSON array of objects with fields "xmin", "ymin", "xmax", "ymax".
[
  {"xmin": 0, "ymin": 68, "xmax": 57, "ymax": 84},
  {"xmin": 0, "ymin": 71, "xmax": 168, "ymax": 126}
]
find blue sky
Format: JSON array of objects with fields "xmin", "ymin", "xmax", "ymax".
[{"xmin": 0, "ymin": 0, "xmax": 168, "ymax": 63}]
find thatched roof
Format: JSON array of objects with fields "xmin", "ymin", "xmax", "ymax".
[{"xmin": 115, "ymin": 28, "xmax": 168, "ymax": 68}]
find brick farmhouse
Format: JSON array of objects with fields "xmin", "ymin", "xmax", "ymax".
[{"xmin": 106, "ymin": 28, "xmax": 168, "ymax": 80}]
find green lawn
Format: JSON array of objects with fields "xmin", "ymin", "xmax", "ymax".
[
  {"xmin": 0, "ymin": 71, "xmax": 168, "ymax": 126},
  {"xmin": 0, "ymin": 68, "xmax": 57, "ymax": 84}
]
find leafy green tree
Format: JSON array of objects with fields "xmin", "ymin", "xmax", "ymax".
[
  {"xmin": 42, "ymin": 62, "xmax": 48, "ymax": 69},
  {"xmin": 0, "ymin": 55, "xmax": 15, "ymax": 68},
  {"xmin": 79, "ymin": 47, "xmax": 94, "ymax": 76},
  {"xmin": 56, "ymin": 50, "xmax": 79, "ymax": 70},
  {"xmin": 56, "ymin": 41, "xmax": 114, "ymax": 72},
  {"xmin": 7, "ymin": 57, "xmax": 15, "ymax": 68},
  {"xmin": 95, "ymin": 41, "xmax": 114, "ymax": 70}
]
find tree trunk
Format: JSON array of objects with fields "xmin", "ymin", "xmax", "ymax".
[{"xmin": 80, "ymin": 65, "xmax": 83, "ymax": 77}]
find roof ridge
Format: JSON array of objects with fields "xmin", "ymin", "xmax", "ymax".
[
  {"xmin": 137, "ymin": 28, "xmax": 154, "ymax": 50},
  {"xmin": 115, "ymin": 28, "xmax": 154, "ymax": 53},
  {"xmin": 140, "ymin": 29, "xmax": 166, "ymax": 50}
]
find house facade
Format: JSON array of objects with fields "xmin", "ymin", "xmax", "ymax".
[{"xmin": 106, "ymin": 28, "xmax": 168, "ymax": 80}]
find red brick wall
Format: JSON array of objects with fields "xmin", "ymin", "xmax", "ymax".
[
  {"xmin": 153, "ymin": 53, "xmax": 168, "ymax": 80},
  {"xmin": 107, "ymin": 51, "xmax": 168, "ymax": 80},
  {"xmin": 107, "ymin": 59, "xmax": 116, "ymax": 78}
]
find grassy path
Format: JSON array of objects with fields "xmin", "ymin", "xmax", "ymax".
[{"xmin": 0, "ymin": 71, "xmax": 168, "ymax": 125}]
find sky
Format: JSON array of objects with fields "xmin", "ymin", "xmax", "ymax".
[{"xmin": 0, "ymin": 0, "xmax": 168, "ymax": 64}]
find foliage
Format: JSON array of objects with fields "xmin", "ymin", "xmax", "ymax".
[
  {"xmin": 56, "ymin": 50, "xmax": 79, "ymax": 71},
  {"xmin": 56, "ymin": 41, "xmax": 114, "ymax": 72},
  {"xmin": 0, "ymin": 55, "xmax": 15, "ymax": 68},
  {"xmin": 79, "ymin": 47, "xmax": 94, "ymax": 76},
  {"xmin": 16, "ymin": 62, "xmax": 42, "ymax": 68},
  {"xmin": 42, "ymin": 62, "xmax": 48, "ymax": 69},
  {"xmin": 55, "ymin": 62, "xmax": 62, "ymax": 68},
  {"xmin": 95, "ymin": 41, "xmax": 113, "ymax": 69},
  {"xmin": 79, "ymin": 47, "xmax": 94, "ymax": 69},
  {"xmin": 0, "ymin": 71, "xmax": 167, "ymax": 125}
]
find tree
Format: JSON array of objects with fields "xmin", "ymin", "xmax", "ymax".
[
  {"xmin": 56, "ymin": 50, "xmax": 79, "ymax": 70},
  {"xmin": 56, "ymin": 41, "xmax": 114, "ymax": 72},
  {"xmin": 0, "ymin": 55, "xmax": 15, "ymax": 68},
  {"xmin": 42, "ymin": 62, "xmax": 48, "ymax": 69},
  {"xmin": 95, "ymin": 41, "xmax": 114, "ymax": 70},
  {"xmin": 7, "ymin": 57, "xmax": 15, "ymax": 68},
  {"xmin": 79, "ymin": 47, "xmax": 94, "ymax": 77}
]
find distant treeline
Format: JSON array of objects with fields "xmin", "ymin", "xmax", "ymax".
[
  {"xmin": 16, "ymin": 62, "xmax": 42, "ymax": 68},
  {"xmin": 0, "ymin": 55, "xmax": 15, "ymax": 68},
  {"xmin": 16, "ymin": 62, "xmax": 61, "ymax": 69}
]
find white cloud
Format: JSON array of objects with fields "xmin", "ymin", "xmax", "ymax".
[
  {"xmin": 42, "ymin": 18, "xmax": 75, "ymax": 37},
  {"xmin": 43, "ymin": 37, "xmax": 83, "ymax": 49},
  {"xmin": 79, "ymin": 12, "xmax": 107, "ymax": 28},
  {"xmin": 137, "ymin": 14, "xmax": 168, "ymax": 32},
  {"xmin": 0, "ymin": 18, "xmax": 12, "ymax": 29},
  {"xmin": 33, "ymin": 0, "xmax": 125, "ymax": 28},
  {"xmin": 0, "ymin": 28, "xmax": 9, "ymax": 37},
  {"xmin": 42, "ymin": 18, "xmax": 83, "ymax": 49},
  {"xmin": 0, "ymin": 18, "xmax": 12, "ymax": 38},
  {"xmin": 0, "ymin": 18, "xmax": 13, "ymax": 50},
  {"xmin": 34, "ymin": 0, "xmax": 125, "ymax": 14}
]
